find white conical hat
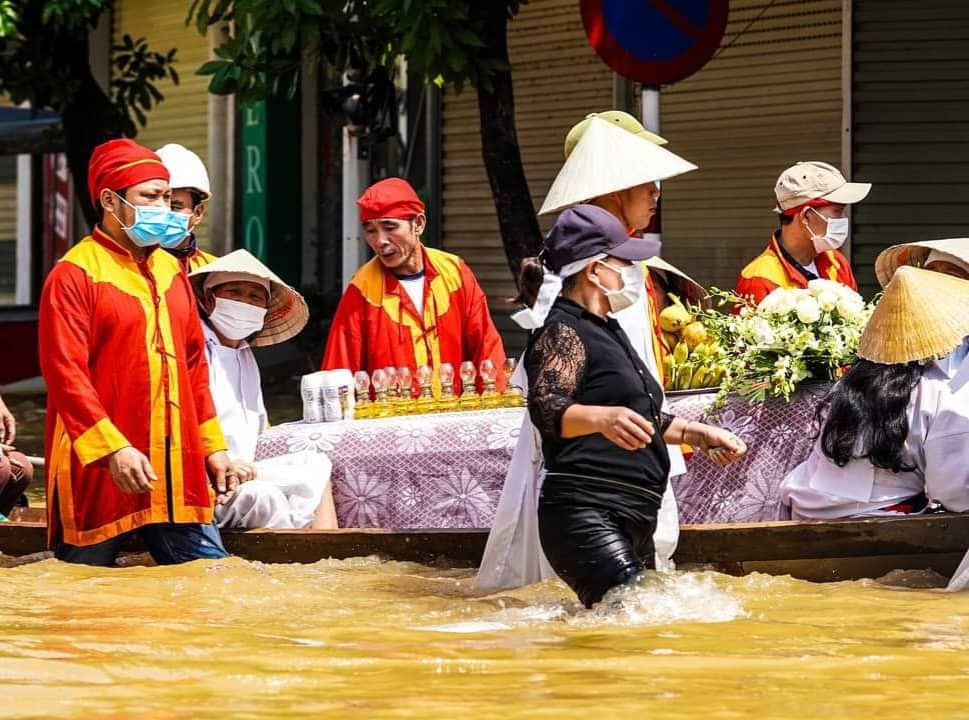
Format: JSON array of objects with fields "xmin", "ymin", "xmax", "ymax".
[
  {"xmin": 539, "ymin": 117, "xmax": 697, "ymax": 216},
  {"xmin": 874, "ymin": 238, "xmax": 969, "ymax": 288},
  {"xmin": 188, "ymin": 250, "xmax": 309, "ymax": 347}
]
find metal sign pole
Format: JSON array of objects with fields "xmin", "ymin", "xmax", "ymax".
[{"xmin": 341, "ymin": 128, "xmax": 369, "ymax": 289}]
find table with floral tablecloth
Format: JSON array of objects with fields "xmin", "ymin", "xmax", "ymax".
[{"xmin": 254, "ymin": 387, "xmax": 828, "ymax": 528}]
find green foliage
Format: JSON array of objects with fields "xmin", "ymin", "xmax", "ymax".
[
  {"xmin": 111, "ymin": 34, "xmax": 180, "ymax": 136},
  {"xmin": 0, "ymin": 1, "xmax": 177, "ymax": 137},
  {"xmin": 0, "ymin": 1, "xmax": 18, "ymax": 37},
  {"xmin": 0, "ymin": 1, "xmax": 104, "ymax": 108},
  {"xmin": 187, "ymin": 0, "xmax": 526, "ymax": 102}
]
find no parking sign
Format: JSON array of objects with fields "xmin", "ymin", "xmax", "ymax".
[{"xmin": 581, "ymin": 0, "xmax": 729, "ymax": 86}]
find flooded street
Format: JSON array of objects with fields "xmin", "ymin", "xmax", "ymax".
[
  {"xmin": 2, "ymin": 558, "xmax": 969, "ymax": 718},
  {"xmin": 6, "ymin": 390, "xmax": 969, "ymax": 718}
]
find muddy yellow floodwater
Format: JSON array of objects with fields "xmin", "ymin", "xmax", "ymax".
[{"xmin": 2, "ymin": 558, "xmax": 969, "ymax": 719}]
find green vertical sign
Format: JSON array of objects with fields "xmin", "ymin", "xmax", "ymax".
[{"xmin": 241, "ymin": 101, "xmax": 267, "ymax": 261}]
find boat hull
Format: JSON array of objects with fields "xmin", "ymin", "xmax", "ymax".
[{"xmin": 2, "ymin": 510, "xmax": 967, "ymax": 582}]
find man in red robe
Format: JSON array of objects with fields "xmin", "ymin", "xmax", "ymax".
[
  {"xmin": 322, "ymin": 178, "xmax": 506, "ymax": 395},
  {"xmin": 735, "ymin": 161, "xmax": 869, "ymax": 306},
  {"xmin": 39, "ymin": 138, "xmax": 234, "ymax": 565}
]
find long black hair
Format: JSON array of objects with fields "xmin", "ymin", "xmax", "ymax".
[{"xmin": 817, "ymin": 359, "xmax": 924, "ymax": 472}]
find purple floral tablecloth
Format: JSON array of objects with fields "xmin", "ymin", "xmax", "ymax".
[
  {"xmin": 255, "ymin": 388, "xmax": 828, "ymax": 528},
  {"xmin": 255, "ymin": 409, "xmax": 524, "ymax": 529},
  {"xmin": 667, "ymin": 385, "xmax": 828, "ymax": 524}
]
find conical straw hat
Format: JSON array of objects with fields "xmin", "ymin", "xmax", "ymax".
[
  {"xmin": 188, "ymin": 249, "xmax": 309, "ymax": 347},
  {"xmin": 538, "ymin": 117, "xmax": 697, "ymax": 216},
  {"xmin": 858, "ymin": 265, "xmax": 969, "ymax": 364},
  {"xmin": 875, "ymin": 238, "xmax": 969, "ymax": 287},
  {"xmin": 643, "ymin": 255, "xmax": 707, "ymax": 302}
]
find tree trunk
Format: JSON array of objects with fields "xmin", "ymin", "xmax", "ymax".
[
  {"xmin": 475, "ymin": 6, "xmax": 542, "ymax": 280},
  {"xmin": 54, "ymin": 32, "xmax": 128, "ymax": 230}
]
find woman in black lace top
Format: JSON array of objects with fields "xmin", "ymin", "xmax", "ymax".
[{"xmin": 521, "ymin": 205, "xmax": 746, "ymax": 608}]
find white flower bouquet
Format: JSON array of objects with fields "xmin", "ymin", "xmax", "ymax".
[{"xmin": 699, "ymin": 279, "xmax": 875, "ymax": 406}]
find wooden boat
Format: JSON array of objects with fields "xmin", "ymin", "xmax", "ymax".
[{"xmin": 2, "ymin": 507, "xmax": 968, "ymax": 582}]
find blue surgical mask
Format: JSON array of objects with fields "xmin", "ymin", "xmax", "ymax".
[{"xmin": 112, "ymin": 193, "xmax": 190, "ymax": 249}]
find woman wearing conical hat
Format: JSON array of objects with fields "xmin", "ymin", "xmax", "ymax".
[
  {"xmin": 188, "ymin": 250, "xmax": 338, "ymax": 529},
  {"xmin": 478, "ymin": 114, "xmax": 699, "ymax": 592},
  {"xmin": 876, "ymin": 238, "xmax": 969, "ymax": 381},
  {"xmin": 780, "ymin": 266, "xmax": 969, "ymax": 520}
]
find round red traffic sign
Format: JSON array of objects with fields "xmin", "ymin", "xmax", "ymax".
[{"xmin": 581, "ymin": 0, "xmax": 729, "ymax": 86}]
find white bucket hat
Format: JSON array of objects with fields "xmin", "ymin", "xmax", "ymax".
[
  {"xmin": 156, "ymin": 143, "xmax": 212, "ymax": 200},
  {"xmin": 538, "ymin": 117, "xmax": 697, "ymax": 216},
  {"xmin": 189, "ymin": 250, "xmax": 309, "ymax": 346},
  {"xmin": 875, "ymin": 238, "xmax": 969, "ymax": 288}
]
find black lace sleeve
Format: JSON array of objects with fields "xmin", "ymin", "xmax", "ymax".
[
  {"xmin": 660, "ymin": 412, "xmax": 674, "ymax": 433},
  {"xmin": 524, "ymin": 321, "xmax": 588, "ymax": 439}
]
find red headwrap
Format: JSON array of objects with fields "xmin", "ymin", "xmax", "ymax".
[
  {"xmin": 780, "ymin": 198, "xmax": 834, "ymax": 217},
  {"xmin": 356, "ymin": 178, "xmax": 425, "ymax": 222},
  {"xmin": 87, "ymin": 138, "xmax": 169, "ymax": 207}
]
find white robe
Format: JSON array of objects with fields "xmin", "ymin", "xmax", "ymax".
[
  {"xmin": 780, "ymin": 362, "xmax": 969, "ymax": 520},
  {"xmin": 203, "ymin": 324, "xmax": 330, "ymax": 529},
  {"xmin": 476, "ymin": 265, "xmax": 681, "ymax": 592}
]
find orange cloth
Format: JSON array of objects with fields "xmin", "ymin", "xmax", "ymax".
[
  {"xmin": 87, "ymin": 138, "xmax": 169, "ymax": 206},
  {"xmin": 643, "ymin": 269, "xmax": 673, "ymax": 386},
  {"xmin": 39, "ymin": 227, "xmax": 226, "ymax": 547},
  {"xmin": 735, "ymin": 234, "xmax": 856, "ymax": 307},
  {"xmin": 322, "ymin": 247, "xmax": 506, "ymax": 395}
]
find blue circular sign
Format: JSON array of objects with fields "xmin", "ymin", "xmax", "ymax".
[{"xmin": 581, "ymin": 0, "xmax": 729, "ymax": 86}]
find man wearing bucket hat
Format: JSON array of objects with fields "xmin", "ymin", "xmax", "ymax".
[
  {"xmin": 735, "ymin": 161, "xmax": 870, "ymax": 306},
  {"xmin": 517, "ymin": 205, "xmax": 744, "ymax": 608},
  {"xmin": 780, "ymin": 265, "xmax": 969, "ymax": 520},
  {"xmin": 39, "ymin": 138, "xmax": 233, "ymax": 566},
  {"xmin": 478, "ymin": 116, "xmax": 698, "ymax": 593},
  {"xmin": 189, "ymin": 250, "xmax": 338, "ymax": 529},
  {"xmin": 322, "ymin": 177, "xmax": 506, "ymax": 396},
  {"xmin": 156, "ymin": 143, "xmax": 218, "ymax": 273}
]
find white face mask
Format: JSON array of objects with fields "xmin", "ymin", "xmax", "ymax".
[
  {"xmin": 208, "ymin": 297, "xmax": 267, "ymax": 340},
  {"xmin": 591, "ymin": 260, "xmax": 644, "ymax": 313},
  {"xmin": 807, "ymin": 208, "xmax": 850, "ymax": 253}
]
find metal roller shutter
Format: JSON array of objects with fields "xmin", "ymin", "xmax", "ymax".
[
  {"xmin": 851, "ymin": 0, "xmax": 969, "ymax": 297},
  {"xmin": 660, "ymin": 0, "xmax": 844, "ymax": 294},
  {"xmin": 112, "ymin": 2, "xmax": 213, "ymax": 250},
  {"xmin": 441, "ymin": 0, "xmax": 614, "ymax": 353}
]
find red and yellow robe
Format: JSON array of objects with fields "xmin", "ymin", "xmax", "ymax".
[
  {"xmin": 735, "ymin": 233, "xmax": 857, "ymax": 307},
  {"xmin": 181, "ymin": 247, "xmax": 217, "ymax": 274},
  {"xmin": 322, "ymin": 247, "xmax": 506, "ymax": 394},
  {"xmin": 39, "ymin": 227, "xmax": 227, "ymax": 547}
]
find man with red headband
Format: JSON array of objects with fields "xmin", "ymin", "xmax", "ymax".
[
  {"xmin": 735, "ymin": 161, "xmax": 871, "ymax": 306},
  {"xmin": 38, "ymin": 138, "xmax": 233, "ymax": 566},
  {"xmin": 322, "ymin": 177, "xmax": 505, "ymax": 394}
]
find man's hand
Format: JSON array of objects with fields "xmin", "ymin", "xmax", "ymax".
[
  {"xmin": 206, "ymin": 451, "xmax": 236, "ymax": 505},
  {"xmin": 108, "ymin": 446, "xmax": 157, "ymax": 493},
  {"xmin": 597, "ymin": 407, "xmax": 655, "ymax": 451},
  {"xmin": 229, "ymin": 460, "xmax": 257, "ymax": 484},
  {"xmin": 0, "ymin": 395, "xmax": 15, "ymax": 446}
]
